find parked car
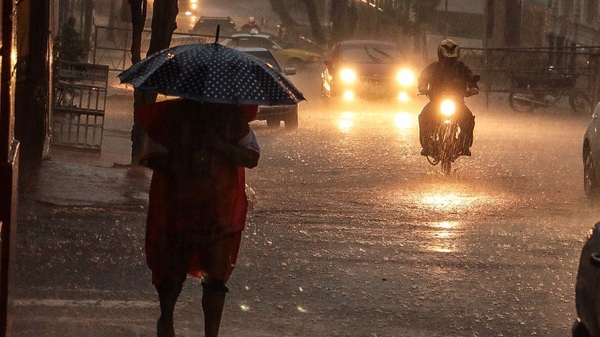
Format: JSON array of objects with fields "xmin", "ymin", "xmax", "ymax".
[
  {"xmin": 573, "ymin": 221, "xmax": 600, "ymax": 337},
  {"xmin": 226, "ymin": 32, "xmax": 322, "ymax": 69},
  {"xmin": 235, "ymin": 47, "xmax": 299, "ymax": 129},
  {"xmin": 190, "ymin": 16, "xmax": 237, "ymax": 37},
  {"xmin": 583, "ymin": 103, "xmax": 600, "ymax": 198},
  {"xmin": 320, "ymin": 40, "xmax": 417, "ymax": 103}
]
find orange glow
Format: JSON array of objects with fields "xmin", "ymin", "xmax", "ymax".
[
  {"xmin": 393, "ymin": 112, "xmax": 413, "ymax": 130},
  {"xmin": 336, "ymin": 111, "xmax": 355, "ymax": 133}
]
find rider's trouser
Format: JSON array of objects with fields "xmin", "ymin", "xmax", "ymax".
[{"xmin": 418, "ymin": 102, "xmax": 475, "ymax": 149}]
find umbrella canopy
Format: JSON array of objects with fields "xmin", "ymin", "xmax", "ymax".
[{"xmin": 118, "ymin": 43, "xmax": 305, "ymax": 106}]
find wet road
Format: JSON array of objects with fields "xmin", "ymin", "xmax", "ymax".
[
  {"xmin": 239, "ymin": 69, "xmax": 599, "ymax": 336},
  {"xmin": 12, "ymin": 65, "xmax": 600, "ymax": 337}
]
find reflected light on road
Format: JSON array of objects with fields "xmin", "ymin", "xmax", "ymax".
[
  {"xmin": 393, "ymin": 112, "xmax": 413, "ymax": 130},
  {"xmin": 343, "ymin": 90, "xmax": 355, "ymax": 101},
  {"xmin": 398, "ymin": 92, "xmax": 410, "ymax": 103},
  {"xmin": 337, "ymin": 111, "xmax": 355, "ymax": 133},
  {"xmin": 422, "ymin": 192, "xmax": 477, "ymax": 209},
  {"xmin": 429, "ymin": 221, "xmax": 460, "ymax": 253}
]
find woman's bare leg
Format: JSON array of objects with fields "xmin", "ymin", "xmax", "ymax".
[
  {"xmin": 201, "ymin": 280, "xmax": 228, "ymax": 337},
  {"xmin": 156, "ymin": 278, "xmax": 184, "ymax": 337}
]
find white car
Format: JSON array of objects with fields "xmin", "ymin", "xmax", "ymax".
[{"xmin": 236, "ymin": 47, "xmax": 299, "ymax": 129}]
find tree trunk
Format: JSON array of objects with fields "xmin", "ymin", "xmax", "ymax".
[
  {"xmin": 301, "ymin": 0, "xmax": 325, "ymax": 45},
  {"xmin": 108, "ymin": 0, "xmax": 119, "ymax": 41},
  {"xmin": 129, "ymin": 0, "xmax": 178, "ymax": 164},
  {"xmin": 128, "ymin": 0, "xmax": 146, "ymax": 65},
  {"xmin": 269, "ymin": 0, "xmax": 297, "ymax": 26},
  {"xmin": 504, "ymin": 0, "xmax": 522, "ymax": 47},
  {"xmin": 147, "ymin": 0, "xmax": 178, "ymax": 55},
  {"xmin": 330, "ymin": 0, "xmax": 348, "ymax": 44}
]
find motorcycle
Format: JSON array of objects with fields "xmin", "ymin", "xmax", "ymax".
[
  {"xmin": 508, "ymin": 67, "xmax": 592, "ymax": 114},
  {"xmin": 421, "ymin": 76, "xmax": 480, "ymax": 175}
]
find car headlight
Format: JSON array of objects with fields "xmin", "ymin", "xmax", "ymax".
[
  {"xmin": 396, "ymin": 69, "xmax": 415, "ymax": 86},
  {"xmin": 440, "ymin": 99, "xmax": 456, "ymax": 116},
  {"xmin": 339, "ymin": 68, "xmax": 357, "ymax": 83}
]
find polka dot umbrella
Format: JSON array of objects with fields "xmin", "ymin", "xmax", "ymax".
[{"xmin": 118, "ymin": 43, "xmax": 305, "ymax": 106}]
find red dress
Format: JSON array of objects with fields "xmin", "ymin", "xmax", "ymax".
[{"xmin": 138, "ymin": 100, "xmax": 259, "ymax": 284}]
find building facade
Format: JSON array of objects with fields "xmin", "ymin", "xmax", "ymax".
[{"xmin": 488, "ymin": 0, "xmax": 600, "ymax": 48}]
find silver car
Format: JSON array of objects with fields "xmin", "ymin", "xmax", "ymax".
[{"xmin": 235, "ymin": 47, "xmax": 299, "ymax": 129}]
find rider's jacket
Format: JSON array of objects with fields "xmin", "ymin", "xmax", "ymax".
[{"xmin": 418, "ymin": 60, "xmax": 478, "ymax": 101}]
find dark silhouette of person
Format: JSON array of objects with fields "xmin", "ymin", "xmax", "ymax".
[
  {"xmin": 418, "ymin": 39, "xmax": 479, "ymax": 156},
  {"xmin": 57, "ymin": 17, "xmax": 85, "ymax": 62},
  {"xmin": 240, "ymin": 16, "xmax": 261, "ymax": 33},
  {"xmin": 137, "ymin": 99, "xmax": 260, "ymax": 337}
]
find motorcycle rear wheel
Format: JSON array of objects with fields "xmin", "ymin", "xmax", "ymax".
[
  {"xmin": 508, "ymin": 92, "xmax": 536, "ymax": 113},
  {"xmin": 569, "ymin": 91, "xmax": 592, "ymax": 115}
]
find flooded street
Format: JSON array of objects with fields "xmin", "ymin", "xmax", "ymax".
[{"xmin": 11, "ymin": 65, "xmax": 600, "ymax": 337}]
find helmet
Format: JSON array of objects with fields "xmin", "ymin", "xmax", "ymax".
[{"xmin": 438, "ymin": 39, "xmax": 459, "ymax": 61}]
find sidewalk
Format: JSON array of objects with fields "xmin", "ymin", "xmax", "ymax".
[
  {"xmin": 48, "ymin": 82, "xmax": 136, "ymax": 169},
  {"xmin": 26, "ymin": 84, "xmax": 151, "ymax": 205}
]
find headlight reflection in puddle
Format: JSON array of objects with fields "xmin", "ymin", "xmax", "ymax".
[
  {"xmin": 428, "ymin": 221, "xmax": 460, "ymax": 253},
  {"xmin": 336, "ymin": 110, "xmax": 415, "ymax": 134},
  {"xmin": 393, "ymin": 112, "xmax": 413, "ymax": 130},
  {"xmin": 336, "ymin": 111, "xmax": 356, "ymax": 133},
  {"xmin": 421, "ymin": 192, "xmax": 483, "ymax": 211},
  {"xmin": 392, "ymin": 189, "xmax": 496, "ymax": 253}
]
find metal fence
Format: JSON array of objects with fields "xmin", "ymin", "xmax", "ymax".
[
  {"xmin": 92, "ymin": 25, "xmax": 600, "ymax": 109},
  {"xmin": 93, "ymin": 25, "xmax": 221, "ymax": 71},
  {"xmin": 51, "ymin": 61, "xmax": 109, "ymax": 151}
]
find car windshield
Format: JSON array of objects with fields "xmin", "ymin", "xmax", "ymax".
[{"xmin": 340, "ymin": 45, "xmax": 402, "ymax": 64}]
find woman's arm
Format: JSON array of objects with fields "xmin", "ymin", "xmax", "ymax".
[{"xmin": 210, "ymin": 129, "xmax": 260, "ymax": 168}]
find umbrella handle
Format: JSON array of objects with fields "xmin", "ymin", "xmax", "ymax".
[{"xmin": 215, "ymin": 25, "xmax": 220, "ymax": 44}]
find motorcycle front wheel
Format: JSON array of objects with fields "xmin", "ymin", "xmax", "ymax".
[
  {"xmin": 569, "ymin": 91, "xmax": 593, "ymax": 115},
  {"xmin": 441, "ymin": 160, "xmax": 452, "ymax": 175},
  {"xmin": 508, "ymin": 92, "xmax": 536, "ymax": 113}
]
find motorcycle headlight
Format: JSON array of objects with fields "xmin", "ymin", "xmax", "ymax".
[
  {"xmin": 339, "ymin": 68, "xmax": 357, "ymax": 83},
  {"xmin": 396, "ymin": 69, "xmax": 415, "ymax": 86},
  {"xmin": 440, "ymin": 99, "xmax": 456, "ymax": 116}
]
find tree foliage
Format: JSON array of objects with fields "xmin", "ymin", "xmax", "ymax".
[{"xmin": 270, "ymin": 0, "xmax": 440, "ymax": 47}]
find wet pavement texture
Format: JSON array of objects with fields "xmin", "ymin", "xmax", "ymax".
[{"xmin": 9, "ymin": 64, "xmax": 600, "ymax": 336}]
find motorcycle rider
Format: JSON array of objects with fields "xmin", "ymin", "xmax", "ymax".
[
  {"xmin": 418, "ymin": 39, "xmax": 479, "ymax": 157},
  {"xmin": 241, "ymin": 16, "xmax": 261, "ymax": 33}
]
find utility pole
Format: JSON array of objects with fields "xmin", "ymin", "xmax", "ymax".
[{"xmin": 0, "ymin": 0, "xmax": 19, "ymax": 335}]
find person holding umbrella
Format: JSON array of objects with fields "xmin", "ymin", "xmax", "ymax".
[
  {"xmin": 137, "ymin": 99, "xmax": 260, "ymax": 337},
  {"xmin": 119, "ymin": 43, "xmax": 305, "ymax": 337}
]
